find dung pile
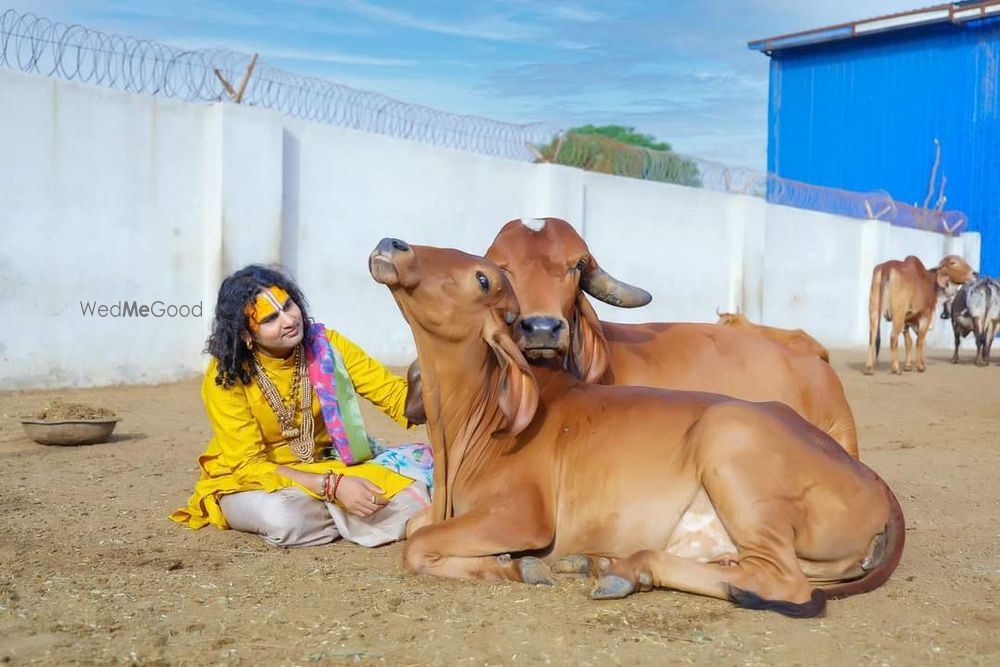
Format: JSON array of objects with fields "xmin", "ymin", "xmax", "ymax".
[{"xmin": 28, "ymin": 400, "xmax": 117, "ymax": 420}]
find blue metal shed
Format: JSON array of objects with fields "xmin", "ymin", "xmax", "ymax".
[{"xmin": 750, "ymin": 2, "xmax": 1000, "ymax": 275}]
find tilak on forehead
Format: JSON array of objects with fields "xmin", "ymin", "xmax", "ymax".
[{"xmin": 245, "ymin": 286, "xmax": 290, "ymax": 331}]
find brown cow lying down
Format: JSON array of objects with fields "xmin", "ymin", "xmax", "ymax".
[
  {"xmin": 485, "ymin": 218, "xmax": 859, "ymax": 459},
  {"xmin": 369, "ymin": 238, "xmax": 904, "ymax": 619},
  {"xmin": 716, "ymin": 311, "xmax": 830, "ymax": 362},
  {"xmin": 865, "ymin": 254, "xmax": 975, "ymax": 375}
]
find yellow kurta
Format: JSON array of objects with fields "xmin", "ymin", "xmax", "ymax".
[{"xmin": 170, "ymin": 328, "xmax": 413, "ymax": 530}]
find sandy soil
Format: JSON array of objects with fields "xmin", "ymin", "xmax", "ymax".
[{"xmin": 1, "ymin": 350, "xmax": 998, "ymax": 666}]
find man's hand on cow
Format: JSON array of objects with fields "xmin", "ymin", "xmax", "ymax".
[{"xmin": 336, "ymin": 476, "xmax": 388, "ymax": 517}]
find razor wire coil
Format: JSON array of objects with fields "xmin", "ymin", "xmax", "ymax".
[{"xmin": 0, "ymin": 8, "xmax": 557, "ymax": 160}]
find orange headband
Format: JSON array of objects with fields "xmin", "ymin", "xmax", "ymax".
[{"xmin": 245, "ymin": 286, "xmax": 290, "ymax": 331}]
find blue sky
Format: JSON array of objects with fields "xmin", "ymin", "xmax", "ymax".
[{"xmin": 18, "ymin": 1, "xmax": 921, "ymax": 168}]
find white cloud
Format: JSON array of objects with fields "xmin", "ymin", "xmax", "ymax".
[
  {"xmin": 94, "ymin": 1, "xmax": 375, "ymax": 38},
  {"xmin": 161, "ymin": 37, "xmax": 415, "ymax": 66},
  {"xmin": 341, "ymin": 0, "xmax": 545, "ymax": 43},
  {"xmin": 542, "ymin": 5, "xmax": 608, "ymax": 23},
  {"xmin": 263, "ymin": 48, "xmax": 414, "ymax": 67}
]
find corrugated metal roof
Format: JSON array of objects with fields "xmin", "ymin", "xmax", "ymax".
[
  {"xmin": 759, "ymin": 13, "xmax": 1000, "ymax": 274},
  {"xmin": 748, "ymin": 1, "xmax": 1000, "ymax": 53}
]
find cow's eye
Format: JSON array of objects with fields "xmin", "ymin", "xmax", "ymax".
[
  {"xmin": 573, "ymin": 258, "xmax": 587, "ymax": 272},
  {"xmin": 476, "ymin": 271, "xmax": 490, "ymax": 293}
]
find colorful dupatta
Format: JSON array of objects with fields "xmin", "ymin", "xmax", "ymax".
[
  {"xmin": 305, "ymin": 323, "xmax": 433, "ymax": 490},
  {"xmin": 305, "ymin": 322, "xmax": 373, "ymax": 465}
]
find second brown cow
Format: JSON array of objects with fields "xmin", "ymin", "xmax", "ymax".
[
  {"xmin": 715, "ymin": 311, "xmax": 830, "ymax": 362},
  {"xmin": 485, "ymin": 217, "xmax": 860, "ymax": 458}
]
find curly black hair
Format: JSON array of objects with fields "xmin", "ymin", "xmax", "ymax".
[{"xmin": 206, "ymin": 264, "xmax": 315, "ymax": 388}]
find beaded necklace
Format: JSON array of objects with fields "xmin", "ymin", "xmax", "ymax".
[{"xmin": 251, "ymin": 344, "xmax": 316, "ymax": 462}]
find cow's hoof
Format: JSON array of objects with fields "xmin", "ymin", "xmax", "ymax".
[
  {"xmin": 590, "ymin": 575, "xmax": 634, "ymax": 600},
  {"xmin": 916, "ymin": 365, "xmax": 926, "ymax": 373},
  {"xmin": 903, "ymin": 364, "xmax": 913, "ymax": 372},
  {"xmin": 862, "ymin": 367, "xmax": 874, "ymax": 376},
  {"xmin": 519, "ymin": 556, "xmax": 554, "ymax": 586},
  {"xmin": 891, "ymin": 367, "xmax": 902, "ymax": 375},
  {"xmin": 552, "ymin": 554, "xmax": 591, "ymax": 576}
]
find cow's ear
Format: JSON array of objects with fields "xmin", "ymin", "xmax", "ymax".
[
  {"xmin": 486, "ymin": 329, "xmax": 539, "ymax": 437},
  {"xmin": 568, "ymin": 293, "xmax": 610, "ymax": 383},
  {"xmin": 403, "ymin": 359, "xmax": 426, "ymax": 426},
  {"xmin": 936, "ymin": 269, "xmax": 951, "ymax": 289}
]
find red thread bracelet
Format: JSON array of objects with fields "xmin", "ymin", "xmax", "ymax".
[
  {"xmin": 332, "ymin": 473, "xmax": 345, "ymax": 502},
  {"xmin": 324, "ymin": 473, "xmax": 334, "ymax": 501}
]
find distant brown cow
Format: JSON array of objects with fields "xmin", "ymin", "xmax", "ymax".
[
  {"xmin": 716, "ymin": 311, "xmax": 830, "ymax": 362},
  {"xmin": 485, "ymin": 218, "xmax": 860, "ymax": 459},
  {"xmin": 864, "ymin": 255, "xmax": 975, "ymax": 375},
  {"xmin": 370, "ymin": 238, "xmax": 904, "ymax": 618}
]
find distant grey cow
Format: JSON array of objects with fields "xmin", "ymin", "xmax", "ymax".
[{"xmin": 950, "ymin": 277, "xmax": 1000, "ymax": 366}]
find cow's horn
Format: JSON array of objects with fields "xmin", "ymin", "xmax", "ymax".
[{"xmin": 581, "ymin": 266, "xmax": 652, "ymax": 308}]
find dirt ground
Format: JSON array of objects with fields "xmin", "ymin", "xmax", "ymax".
[{"xmin": 1, "ymin": 349, "xmax": 998, "ymax": 666}]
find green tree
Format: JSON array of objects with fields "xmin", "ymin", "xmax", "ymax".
[
  {"xmin": 571, "ymin": 124, "xmax": 672, "ymax": 151},
  {"xmin": 534, "ymin": 124, "xmax": 702, "ymax": 188}
]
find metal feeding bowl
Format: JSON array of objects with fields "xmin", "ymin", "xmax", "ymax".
[{"xmin": 20, "ymin": 418, "xmax": 120, "ymax": 446}]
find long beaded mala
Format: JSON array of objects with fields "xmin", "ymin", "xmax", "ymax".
[{"xmin": 251, "ymin": 344, "xmax": 316, "ymax": 463}]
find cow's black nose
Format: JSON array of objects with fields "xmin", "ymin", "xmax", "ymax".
[
  {"xmin": 519, "ymin": 316, "xmax": 564, "ymax": 336},
  {"xmin": 377, "ymin": 237, "xmax": 411, "ymax": 254}
]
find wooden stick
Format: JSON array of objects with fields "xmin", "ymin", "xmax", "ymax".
[
  {"xmin": 213, "ymin": 69, "xmax": 237, "ymax": 99},
  {"xmin": 935, "ymin": 175, "xmax": 948, "ymax": 211},
  {"xmin": 234, "ymin": 53, "xmax": 258, "ymax": 104},
  {"xmin": 525, "ymin": 143, "xmax": 545, "ymax": 162},
  {"xmin": 550, "ymin": 131, "xmax": 566, "ymax": 163},
  {"xmin": 942, "ymin": 218, "xmax": 961, "ymax": 235}
]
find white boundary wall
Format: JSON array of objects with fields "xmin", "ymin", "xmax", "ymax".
[{"xmin": 0, "ymin": 70, "xmax": 981, "ymax": 388}]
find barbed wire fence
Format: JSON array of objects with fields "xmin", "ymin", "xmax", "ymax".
[
  {"xmin": 763, "ymin": 174, "xmax": 967, "ymax": 234},
  {"xmin": 529, "ymin": 132, "xmax": 967, "ymax": 234},
  {"xmin": 0, "ymin": 8, "xmax": 967, "ymax": 235},
  {"xmin": 0, "ymin": 8, "xmax": 557, "ymax": 160}
]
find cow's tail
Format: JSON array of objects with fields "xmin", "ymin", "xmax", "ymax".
[
  {"xmin": 974, "ymin": 317, "xmax": 986, "ymax": 350},
  {"xmin": 822, "ymin": 479, "xmax": 905, "ymax": 600},
  {"xmin": 869, "ymin": 266, "xmax": 887, "ymax": 360},
  {"xmin": 974, "ymin": 284, "xmax": 1000, "ymax": 361}
]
